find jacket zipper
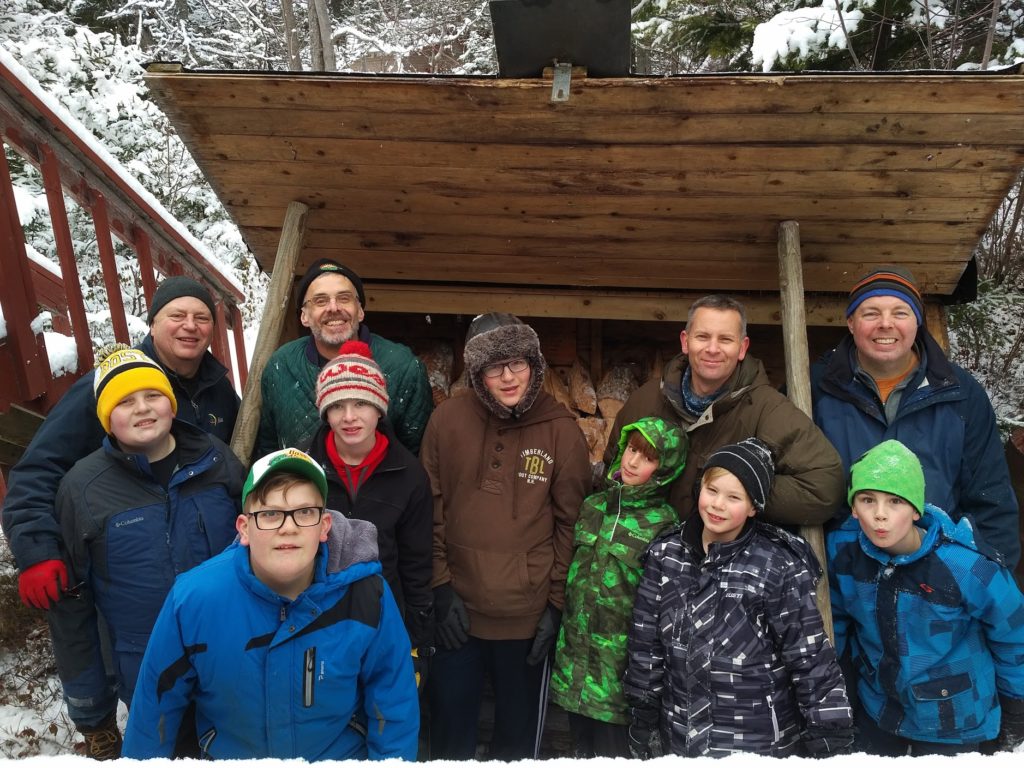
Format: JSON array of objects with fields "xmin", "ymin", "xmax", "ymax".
[
  {"xmin": 767, "ymin": 696, "xmax": 780, "ymax": 742},
  {"xmin": 303, "ymin": 647, "xmax": 316, "ymax": 708}
]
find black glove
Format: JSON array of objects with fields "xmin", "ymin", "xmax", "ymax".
[
  {"xmin": 526, "ymin": 604, "xmax": 561, "ymax": 666},
  {"xmin": 628, "ymin": 706, "xmax": 663, "ymax": 759},
  {"xmin": 803, "ymin": 725, "xmax": 856, "ymax": 757},
  {"xmin": 433, "ymin": 584, "xmax": 469, "ymax": 651},
  {"xmin": 997, "ymin": 698, "xmax": 1024, "ymax": 752}
]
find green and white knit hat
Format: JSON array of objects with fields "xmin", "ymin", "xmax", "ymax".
[{"xmin": 847, "ymin": 439, "xmax": 925, "ymax": 513}]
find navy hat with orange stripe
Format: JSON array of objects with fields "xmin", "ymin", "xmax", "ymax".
[{"xmin": 846, "ymin": 265, "xmax": 924, "ymax": 325}]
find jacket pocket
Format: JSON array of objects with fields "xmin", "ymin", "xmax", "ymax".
[
  {"xmin": 910, "ymin": 672, "xmax": 972, "ymax": 702},
  {"xmin": 449, "ymin": 542, "xmax": 550, "ymax": 617}
]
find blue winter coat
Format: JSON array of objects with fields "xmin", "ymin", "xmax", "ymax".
[
  {"xmin": 829, "ymin": 504, "xmax": 1024, "ymax": 744},
  {"xmin": 1, "ymin": 334, "xmax": 239, "ymax": 571},
  {"xmin": 811, "ymin": 331, "xmax": 1019, "ymax": 569},
  {"xmin": 50, "ymin": 421, "xmax": 243, "ymax": 716},
  {"xmin": 122, "ymin": 519, "xmax": 419, "ymax": 760}
]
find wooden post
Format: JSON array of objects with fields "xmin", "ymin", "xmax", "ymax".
[
  {"xmin": 229, "ymin": 201, "xmax": 309, "ymax": 465},
  {"xmin": 777, "ymin": 220, "xmax": 834, "ymax": 637}
]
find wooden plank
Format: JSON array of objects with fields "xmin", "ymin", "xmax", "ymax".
[
  {"xmin": 174, "ymin": 107, "xmax": 1024, "ymax": 146},
  {"xmin": 362, "ymin": 283, "xmax": 851, "ymax": 326},
  {"xmin": 188, "ymin": 134, "xmax": 1024, "ymax": 172},
  {"xmin": 266, "ymin": 246, "xmax": 967, "ymax": 293},
  {"xmin": 230, "ymin": 201, "xmax": 309, "ymax": 465},
  {"xmin": 146, "ymin": 72, "xmax": 1024, "ymax": 116},
  {"xmin": 242, "ymin": 229, "xmax": 979, "ymax": 269},
  {"xmin": 220, "ymin": 190, "xmax": 996, "ymax": 223},
  {"xmin": 229, "ymin": 210, "xmax": 988, "ymax": 246},
  {"xmin": 201, "ymin": 159, "xmax": 1017, "ymax": 199},
  {"xmin": 776, "ymin": 219, "xmax": 834, "ymax": 637}
]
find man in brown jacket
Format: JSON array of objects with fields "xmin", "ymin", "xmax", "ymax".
[
  {"xmin": 421, "ymin": 312, "xmax": 590, "ymax": 760},
  {"xmin": 606, "ymin": 295, "xmax": 843, "ymax": 526}
]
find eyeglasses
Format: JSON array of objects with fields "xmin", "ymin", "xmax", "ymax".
[
  {"xmin": 303, "ymin": 292, "xmax": 358, "ymax": 310},
  {"xmin": 482, "ymin": 359, "xmax": 530, "ymax": 379},
  {"xmin": 247, "ymin": 506, "xmax": 325, "ymax": 530}
]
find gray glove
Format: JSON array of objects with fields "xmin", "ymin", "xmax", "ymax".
[{"xmin": 433, "ymin": 584, "xmax": 469, "ymax": 651}]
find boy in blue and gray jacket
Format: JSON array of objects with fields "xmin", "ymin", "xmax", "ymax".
[{"xmin": 829, "ymin": 439, "xmax": 1024, "ymax": 755}]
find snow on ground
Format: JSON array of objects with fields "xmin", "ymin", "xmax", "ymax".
[{"xmin": 0, "ymin": 751, "xmax": 1022, "ymax": 767}]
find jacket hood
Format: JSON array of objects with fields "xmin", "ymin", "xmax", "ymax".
[
  {"xmin": 856, "ymin": 502, "xmax": 994, "ymax": 567},
  {"xmin": 661, "ymin": 353, "xmax": 770, "ymax": 421},
  {"xmin": 325, "ymin": 510, "xmax": 380, "ymax": 573},
  {"xmin": 682, "ymin": 517, "xmax": 822, "ymax": 578},
  {"xmin": 608, "ymin": 416, "xmax": 688, "ymax": 490},
  {"xmin": 463, "ymin": 320, "xmax": 546, "ymax": 419}
]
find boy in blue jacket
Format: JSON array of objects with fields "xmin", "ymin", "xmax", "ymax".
[
  {"xmin": 123, "ymin": 447, "xmax": 419, "ymax": 760},
  {"xmin": 830, "ymin": 439, "xmax": 1024, "ymax": 755}
]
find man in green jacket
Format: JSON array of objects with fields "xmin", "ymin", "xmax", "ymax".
[
  {"xmin": 254, "ymin": 260, "xmax": 432, "ymax": 459},
  {"xmin": 605, "ymin": 295, "xmax": 843, "ymax": 527}
]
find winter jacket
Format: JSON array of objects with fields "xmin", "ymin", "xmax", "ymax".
[
  {"xmin": 812, "ymin": 331, "xmax": 1020, "ymax": 569},
  {"xmin": 1, "ymin": 334, "xmax": 239, "ymax": 570},
  {"xmin": 829, "ymin": 504, "xmax": 1024, "ymax": 744},
  {"xmin": 606, "ymin": 353, "xmax": 845, "ymax": 526},
  {"xmin": 254, "ymin": 328, "xmax": 433, "ymax": 459},
  {"xmin": 122, "ymin": 517, "xmax": 419, "ymax": 760},
  {"xmin": 49, "ymin": 421, "xmax": 243, "ymax": 717},
  {"xmin": 551, "ymin": 417, "xmax": 687, "ymax": 724},
  {"xmin": 624, "ymin": 518, "xmax": 852, "ymax": 757},
  {"xmin": 305, "ymin": 422, "xmax": 434, "ymax": 648},
  {"xmin": 422, "ymin": 390, "xmax": 591, "ymax": 639}
]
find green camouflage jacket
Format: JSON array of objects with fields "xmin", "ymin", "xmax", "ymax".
[{"xmin": 551, "ymin": 416, "xmax": 687, "ymax": 724}]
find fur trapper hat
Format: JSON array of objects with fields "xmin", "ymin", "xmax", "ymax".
[{"xmin": 463, "ymin": 312, "xmax": 546, "ymax": 419}]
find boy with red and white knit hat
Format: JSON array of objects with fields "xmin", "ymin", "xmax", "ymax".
[{"xmin": 306, "ymin": 340, "xmax": 434, "ymax": 668}]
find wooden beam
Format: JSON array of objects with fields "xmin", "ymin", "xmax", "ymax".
[
  {"xmin": 230, "ymin": 303, "xmax": 249, "ymax": 390},
  {"xmin": 90, "ymin": 191, "xmax": 131, "ymax": 344},
  {"xmin": 777, "ymin": 219, "xmax": 834, "ymax": 637},
  {"xmin": 364, "ymin": 283, "xmax": 849, "ymax": 326},
  {"xmin": 230, "ymin": 201, "xmax": 309, "ymax": 465}
]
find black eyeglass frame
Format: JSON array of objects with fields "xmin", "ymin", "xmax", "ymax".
[
  {"xmin": 482, "ymin": 358, "xmax": 530, "ymax": 379},
  {"xmin": 247, "ymin": 506, "xmax": 326, "ymax": 530}
]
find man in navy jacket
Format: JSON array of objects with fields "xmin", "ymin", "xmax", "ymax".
[
  {"xmin": 811, "ymin": 266, "xmax": 1019, "ymax": 570},
  {"xmin": 2, "ymin": 276, "xmax": 240, "ymax": 610}
]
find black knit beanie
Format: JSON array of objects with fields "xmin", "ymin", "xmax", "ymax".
[
  {"xmin": 846, "ymin": 265, "xmax": 924, "ymax": 325},
  {"xmin": 296, "ymin": 259, "xmax": 366, "ymax": 308},
  {"xmin": 703, "ymin": 437, "xmax": 775, "ymax": 512},
  {"xmin": 147, "ymin": 276, "xmax": 216, "ymax": 324}
]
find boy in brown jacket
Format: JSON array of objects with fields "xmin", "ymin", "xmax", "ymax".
[{"xmin": 421, "ymin": 312, "xmax": 590, "ymax": 760}]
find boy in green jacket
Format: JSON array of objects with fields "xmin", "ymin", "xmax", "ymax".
[{"xmin": 550, "ymin": 416, "xmax": 687, "ymax": 757}]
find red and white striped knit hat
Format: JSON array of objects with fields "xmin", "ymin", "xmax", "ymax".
[{"xmin": 316, "ymin": 340, "xmax": 389, "ymax": 418}]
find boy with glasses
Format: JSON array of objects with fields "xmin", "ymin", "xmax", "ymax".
[{"xmin": 123, "ymin": 448, "xmax": 419, "ymax": 760}]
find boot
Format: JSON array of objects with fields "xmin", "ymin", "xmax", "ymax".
[{"xmin": 79, "ymin": 711, "xmax": 123, "ymax": 760}]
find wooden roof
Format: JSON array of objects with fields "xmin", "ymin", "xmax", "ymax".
[{"xmin": 144, "ymin": 66, "xmax": 1024, "ymax": 323}]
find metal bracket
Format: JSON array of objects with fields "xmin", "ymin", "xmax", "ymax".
[{"xmin": 551, "ymin": 62, "xmax": 572, "ymax": 103}]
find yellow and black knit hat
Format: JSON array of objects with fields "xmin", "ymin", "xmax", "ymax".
[{"xmin": 93, "ymin": 344, "xmax": 177, "ymax": 433}]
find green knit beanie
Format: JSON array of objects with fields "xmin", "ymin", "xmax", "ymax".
[{"xmin": 847, "ymin": 439, "xmax": 925, "ymax": 513}]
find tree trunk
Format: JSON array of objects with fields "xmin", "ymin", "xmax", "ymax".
[
  {"xmin": 310, "ymin": 0, "xmax": 337, "ymax": 71},
  {"xmin": 280, "ymin": 0, "xmax": 304, "ymax": 71}
]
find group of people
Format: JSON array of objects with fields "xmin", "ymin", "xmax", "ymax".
[{"xmin": 1, "ymin": 260, "xmax": 1021, "ymax": 760}]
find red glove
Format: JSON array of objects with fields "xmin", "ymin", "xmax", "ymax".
[{"xmin": 18, "ymin": 559, "xmax": 68, "ymax": 610}]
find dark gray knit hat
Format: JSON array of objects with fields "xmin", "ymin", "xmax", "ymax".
[
  {"xmin": 297, "ymin": 259, "xmax": 365, "ymax": 308},
  {"xmin": 147, "ymin": 276, "xmax": 216, "ymax": 324},
  {"xmin": 704, "ymin": 437, "xmax": 775, "ymax": 512},
  {"xmin": 463, "ymin": 312, "xmax": 546, "ymax": 419}
]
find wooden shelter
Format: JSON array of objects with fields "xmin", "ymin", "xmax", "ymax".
[{"xmin": 144, "ymin": 64, "xmax": 1024, "ymax": 642}]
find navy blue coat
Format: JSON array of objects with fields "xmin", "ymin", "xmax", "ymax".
[
  {"xmin": 1, "ymin": 335, "xmax": 239, "ymax": 570},
  {"xmin": 49, "ymin": 421, "xmax": 243, "ymax": 714},
  {"xmin": 811, "ymin": 331, "xmax": 1019, "ymax": 569}
]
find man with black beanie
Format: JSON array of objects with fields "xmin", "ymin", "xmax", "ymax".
[
  {"xmin": 253, "ymin": 259, "xmax": 432, "ymax": 459},
  {"xmin": 2, "ymin": 275, "xmax": 239, "ymax": 615}
]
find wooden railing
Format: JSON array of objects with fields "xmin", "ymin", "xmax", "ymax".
[{"xmin": 0, "ymin": 56, "xmax": 247, "ymax": 468}]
